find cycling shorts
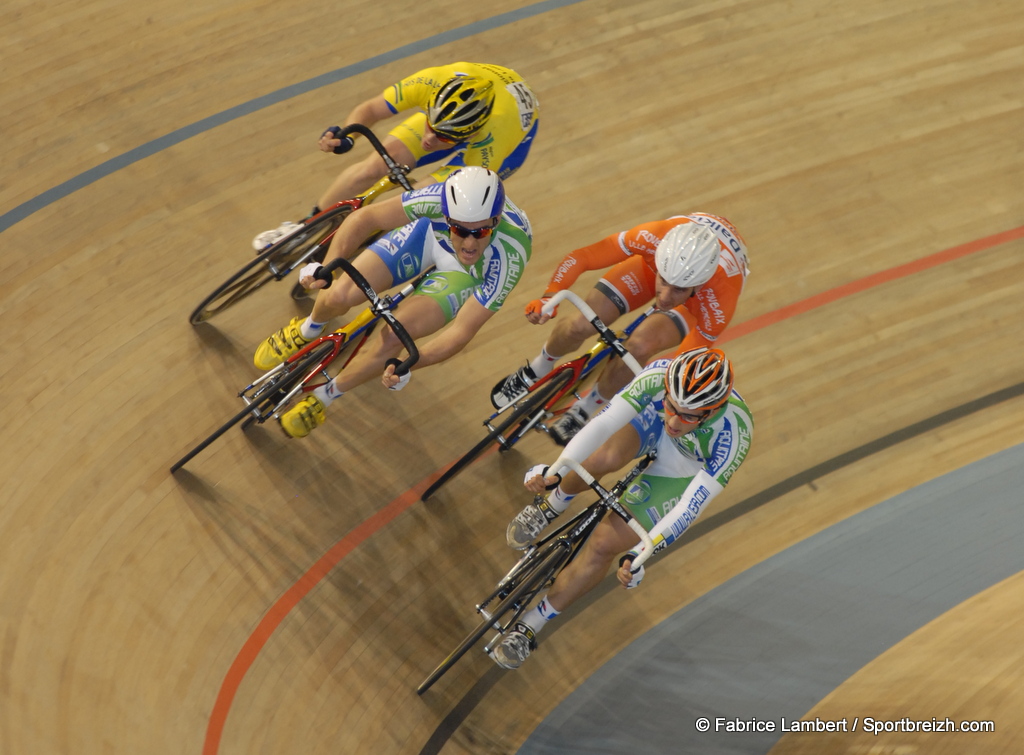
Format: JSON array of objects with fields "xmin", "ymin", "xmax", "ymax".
[{"xmin": 367, "ymin": 218, "xmax": 478, "ymax": 324}]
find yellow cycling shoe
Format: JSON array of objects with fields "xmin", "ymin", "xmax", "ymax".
[
  {"xmin": 279, "ymin": 396, "xmax": 327, "ymax": 439},
  {"xmin": 254, "ymin": 316, "xmax": 312, "ymax": 371}
]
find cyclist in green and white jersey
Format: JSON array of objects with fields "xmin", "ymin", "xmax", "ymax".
[
  {"xmin": 492, "ymin": 347, "xmax": 753, "ymax": 669},
  {"xmin": 249, "ymin": 167, "xmax": 532, "ymax": 438}
]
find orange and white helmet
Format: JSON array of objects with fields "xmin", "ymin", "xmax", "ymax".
[
  {"xmin": 664, "ymin": 347, "xmax": 734, "ymax": 412},
  {"xmin": 654, "ymin": 222, "xmax": 722, "ymax": 288}
]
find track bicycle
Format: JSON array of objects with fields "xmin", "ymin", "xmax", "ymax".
[
  {"xmin": 171, "ymin": 257, "xmax": 423, "ymax": 472},
  {"xmin": 416, "ymin": 455, "xmax": 657, "ymax": 694},
  {"xmin": 421, "ymin": 290, "xmax": 652, "ymax": 501},
  {"xmin": 188, "ymin": 124, "xmax": 414, "ymax": 325}
]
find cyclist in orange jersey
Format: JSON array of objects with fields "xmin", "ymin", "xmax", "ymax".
[{"xmin": 490, "ymin": 214, "xmax": 749, "ymax": 445}]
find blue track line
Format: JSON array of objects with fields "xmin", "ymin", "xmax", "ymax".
[{"xmin": 0, "ymin": 0, "xmax": 586, "ymax": 235}]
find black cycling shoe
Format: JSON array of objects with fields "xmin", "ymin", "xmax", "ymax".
[{"xmin": 490, "ymin": 364, "xmax": 537, "ymax": 409}]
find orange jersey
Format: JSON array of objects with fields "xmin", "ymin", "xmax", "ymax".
[{"xmin": 544, "ymin": 214, "xmax": 750, "ymax": 345}]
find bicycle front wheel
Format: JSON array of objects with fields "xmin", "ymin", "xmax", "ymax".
[
  {"xmin": 416, "ymin": 544, "xmax": 570, "ymax": 695},
  {"xmin": 421, "ymin": 368, "xmax": 576, "ymax": 501},
  {"xmin": 188, "ymin": 205, "xmax": 353, "ymax": 324},
  {"xmin": 170, "ymin": 340, "xmax": 338, "ymax": 472}
]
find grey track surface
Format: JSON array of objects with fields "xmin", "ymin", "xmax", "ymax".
[{"xmin": 519, "ymin": 442, "xmax": 1024, "ymax": 754}]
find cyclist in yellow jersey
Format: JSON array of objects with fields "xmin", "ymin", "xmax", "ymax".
[{"xmin": 253, "ymin": 62, "xmax": 540, "ymax": 251}]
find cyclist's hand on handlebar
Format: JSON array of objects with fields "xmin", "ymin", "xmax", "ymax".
[
  {"xmin": 617, "ymin": 557, "xmax": 645, "ymax": 589},
  {"xmin": 382, "ymin": 362, "xmax": 411, "ymax": 390},
  {"xmin": 524, "ymin": 296, "xmax": 556, "ymax": 325},
  {"xmin": 299, "ymin": 262, "xmax": 330, "ymax": 290},
  {"xmin": 524, "ymin": 463, "xmax": 561, "ymax": 493},
  {"xmin": 319, "ymin": 126, "xmax": 355, "ymax": 155}
]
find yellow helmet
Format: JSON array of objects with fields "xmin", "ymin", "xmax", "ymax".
[{"xmin": 427, "ymin": 76, "xmax": 495, "ymax": 141}]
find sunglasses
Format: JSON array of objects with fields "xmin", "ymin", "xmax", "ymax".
[
  {"xmin": 428, "ymin": 126, "xmax": 461, "ymax": 144},
  {"xmin": 447, "ymin": 219, "xmax": 498, "ymax": 239},
  {"xmin": 664, "ymin": 399, "xmax": 711, "ymax": 424}
]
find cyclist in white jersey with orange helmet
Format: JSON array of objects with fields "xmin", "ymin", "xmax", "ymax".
[{"xmin": 490, "ymin": 347, "xmax": 753, "ymax": 670}]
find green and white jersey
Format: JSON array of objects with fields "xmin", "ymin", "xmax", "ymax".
[
  {"xmin": 396, "ymin": 183, "xmax": 532, "ymax": 312},
  {"xmin": 618, "ymin": 359, "xmax": 753, "ymax": 488},
  {"xmin": 548, "ymin": 358, "xmax": 753, "ymax": 554}
]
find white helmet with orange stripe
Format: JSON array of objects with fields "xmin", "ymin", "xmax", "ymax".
[{"xmin": 654, "ymin": 222, "xmax": 722, "ymax": 288}]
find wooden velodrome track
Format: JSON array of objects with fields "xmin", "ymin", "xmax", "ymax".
[{"xmin": 3, "ymin": 0, "xmax": 1022, "ymax": 752}]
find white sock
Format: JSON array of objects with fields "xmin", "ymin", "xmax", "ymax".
[
  {"xmin": 529, "ymin": 345, "xmax": 561, "ymax": 379},
  {"xmin": 313, "ymin": 379, "xmax": 344, "ymax": 407},
  {"xmin": 546, "ymin": 487, "xmax": 576, "ymax": 515},
  {"xmin": 299, "ymin": 317, "xmax": 327, "ymax": 340},
  {"xmin": 521, "ymin": 596, "xmax": 561, "ymax": 634},
  {"xmin": 574, "ymin": 387, "xmax": 609, "ymax": 418}
]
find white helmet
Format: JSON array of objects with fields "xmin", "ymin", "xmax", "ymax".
[
  {"xmin": 654, "ymin": 222, "xmax": 722, "ymax": 288},
  {"xmin": 441, "ymin": 166, "xmax": 505, "ymax": 223}
]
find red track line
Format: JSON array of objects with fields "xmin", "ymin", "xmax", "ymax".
[
  {"xmin": 202, "ymin": 225, "xmax": 1023, "ymax": 754},
  {"xmin": 719, "ymin": 225, "xmax": 1024, "ymax": 343}
]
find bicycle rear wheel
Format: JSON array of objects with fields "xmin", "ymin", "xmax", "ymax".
[
  {"xmin": 188, "ymin": 205, "xmax": 352, "ymax": 324},
  {"xmin": 421, "ymin": 369, "xmax": 575, "ymax": 501},
  {"xmin": 416, "ymin": 544, "xmax": 570, "ymax": 695}
]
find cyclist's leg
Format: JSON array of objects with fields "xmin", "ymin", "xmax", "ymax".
[
  {"xmin": 494, "ymin": 118, "xmax": 540, "ymax": 179},
  {"xmin": 544, "ymin": 257, "xmax": 656, "ymax": 428},
  {"xmin": 309, "ymin": 215, "xmax": 435, "ymax": 324},
  {"xmin": 329, "ymin": 270, "xmax": 476, "ymax": 393},
  {"xmin": 309, "ymin": 253, "xmax": 395, "ymax": 323},
  {"xmin": 534, "ymin": 286, "xmax": 621, "ymax": 376},
  {"xmin": 545, "ymin": 514, "xmax": 641, "ymax": 613},
  {"xmin": 538, "ymin": 255, "xmax": 650, "ymax": 371}
]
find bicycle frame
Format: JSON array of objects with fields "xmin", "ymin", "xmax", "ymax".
[
  {"xmin": 479, "ymin": 456, "xmax": 656, "ymax": 649},
  {"xmin": 188, "ymin": 125, "xmax": 415, "ymax": 324},
  {"xmin": 416, "ymin": 454, "xmax": 657, "ymax": 693},
  {"xmin": 171, "ymin": 260, "xmax": 425, "ymax": 472},
  {"xmin": 241, "ymin": 263, "xmax": 429, "ymax": 422},
  {"xmin": 484, "ymin": 299, "xmax": 654, "ymax": 446}
]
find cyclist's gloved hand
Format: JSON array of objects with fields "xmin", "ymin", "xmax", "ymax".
[
  {"xmin": 524, "ymin": 296, "xmax": 556, "ymax": 324},
  {"xmin": 618, "ymin": 555, "xmax": 645, "ymax": 589},
  {"xmin": 524, "ymin": 463, "xmax": 561, "ymax": 492},
  {"xmin": 320, "ymin": 126, "xmax": 355, "ymax": 155},
  {"xmin": 299, "ymin": 262, "xmax": 330, "ymax": 290},
  {"xmin": 383, "ymin": 360, "xmax": 411, "ymax": 391}
]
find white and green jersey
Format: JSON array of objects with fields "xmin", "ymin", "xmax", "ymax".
[
  {"xmin": 550, "ymin": 358, "xmax": 753, "ymax": 553},
  {"xmin": 395, "ymin": 183, "xmax": 533, "ymax": 312}
]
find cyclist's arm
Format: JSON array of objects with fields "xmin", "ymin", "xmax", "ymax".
[
  {"xmin": 342, "ymin": 95, "xmax": 397, "ymax": 130},
  {"xmin": 322, "ymin": 194, "xmax": 409, "ymax": 263},
  {"xmin": 542, "ymin": 237, "xmax": 631, "ymax": 295},
  {"xmin": 548, "ymin": 395, "xmax": 638, "ymax": 477},
  {"xmin": 641, "ymin": 470, "xmax": 723, "ymax": 557},
  {"xmin": 318, "ymin": 96, "xmax": 398, "ymax": 153},
  {"xmin": 411, "ymin": 297, "xmax": 496, "ymax": 369}
]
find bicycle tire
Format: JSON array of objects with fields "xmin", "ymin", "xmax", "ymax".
[
  {"xmin": 170, "ymin": 341, "xmax": 337, "ymax": 472},
  {"xmin": 170, "ymin": 402, "xmax": 261, "ymax": 473},
  {"xmin": 188, "ymin": 205, "xmax": 353, "ymax": 324},
  {"xmin": 416, "ymin": 544, "xmax": 570, "ymax": 695},
  {"xmin": 421, "ymin": 369, "xmax": 576, "ymax": 501}
]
